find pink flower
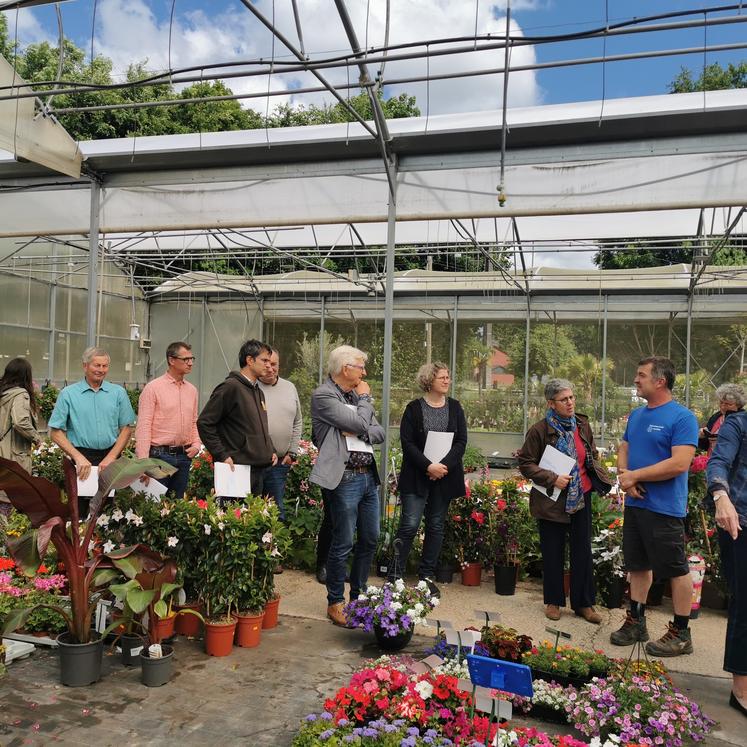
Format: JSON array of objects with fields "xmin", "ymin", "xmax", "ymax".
[{"xmin": 690, "ymin": 454, "xmax": 709, "ymax": 473}]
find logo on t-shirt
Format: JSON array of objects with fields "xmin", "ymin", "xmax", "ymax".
[{"xmin": 646, "ymin": 424, "xmax": 665, "ymax": 432}]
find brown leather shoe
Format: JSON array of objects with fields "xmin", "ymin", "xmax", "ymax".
[
  {"xmin": 545, "ymin": 604, "xmax": 561, "ymax": 621},
  {"xmin": 576, "ymin": 606, "xmax": 602, "ymax": 624},
  {"xmin": 327, "ymin": 602, "xmax": 349, "ymax": 627}
]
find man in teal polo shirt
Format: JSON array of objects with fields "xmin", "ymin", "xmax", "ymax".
[{"xmin": 49, "ymin": 347, "xmax": 135, "ymax": 482}]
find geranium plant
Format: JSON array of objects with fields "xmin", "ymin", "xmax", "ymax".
[
  {"xmin": 344, "ymin": 579, "xmax": 437, "ymax": 638},
  {"xmin": 0, "ymin": 454, "xmax": 176, "ymax": 643},
  {"xmin": 487, "ymin": 478, "xmax": 533, "ymax": 567},
  {"xmin": 448, "ymin": 484, "xmax": 492, "ymax": 567}
]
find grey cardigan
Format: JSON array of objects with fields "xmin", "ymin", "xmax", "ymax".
[{"xmin": 309, "ymin": 377, "xmax": 385, "ymax": 490}]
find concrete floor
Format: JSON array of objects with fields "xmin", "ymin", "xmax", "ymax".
[{"xmin": 0, "ymin": 570, "xmax": 744, "ymax": 746}]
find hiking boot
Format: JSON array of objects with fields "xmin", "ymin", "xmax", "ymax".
[
  {"xmin": 645, "ymin": 622, "xmax": 693, "ymax": 657},
  {"xmin": 421, "ymin": 578, "xmax": 441, "ymax": 599},
  {"xmin": 575, "ymin": 606, "xmax": 602, "ymax": 625},
  {"xmin": 326, "ymin": 602, "xmax": 349, "ymax": 627},
  {"xmin": 545, "ymin": 604, "xmax": 561, "ymax": 621},
  {"xmin": 610, "ymin": 611, "xmax": 649, "ymax": 645}
]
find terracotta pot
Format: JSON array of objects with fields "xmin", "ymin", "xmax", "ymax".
[
  {"xmin": 262, "ymin": 597, "xmax": 280, "ymax": 629},
  {"xmin": 233, "ymin": 611, "xmax": 265, "ymax": 648},
  {"xmin": 460, "ymin": 562, "xmax": 482, "ymax": 586},
  {"xmin": 204, "ymin": 619, "xmax": 237, "ymax": 657},
  {"xmin": 152, "ymin": 614, "xmax": 176, "ymax": 642},
  {"xmin": 174, "ymin": 603, "xmax": 204, "ymax": 637}
]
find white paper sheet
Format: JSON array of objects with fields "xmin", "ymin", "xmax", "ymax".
[
  {"xmin": 76, "ymin": 467, "xmax": 114, "ymax": 497},
  {"xmin": 129, "ymin": 476, "xmax": 168, "ymax": 499},
  {"xmin": 344, "ymin": 404, "xmax": 374, "ymax": 454},
  {"xmin": 423, "ymin": 431, "xmax": 454, "ymax": 463},
  {"xmin": 532, "ymin": 444, "xmax": 577, "ymax": 501},
  {"xmin": 214, "ymin": 462, "xmax": 252, "ymax": 498}
]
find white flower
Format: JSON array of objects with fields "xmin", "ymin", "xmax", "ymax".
[
  {"xmin": 270, "ymin": 548, "xmax": 281, "ymax": 557},
  {"xmin": 96, "ymin": 514, "xmax": 109, "ymax": 527},
  {"xmin": 366, "ymin": 585, "xmax": 378, "ymax": 594},
  {"xmin": 111, "ymin": 509, "xmax": 124, "ymax": 521},
  {"xmin": 390, "ymin": 601, "xmax": 402, "ymax": 611},
  {"xmin": 124, "ymin": 509, "xmax": 135, "ymax": 522},
  {"xmin": 431, "ymin": 597, "xmax": 440, "ymax": 607},
  {"xmin": 414, "ymin": 680, "xmax": 433, "ymax": 700},
  {"xmin": 394, "ymin": 578, "xmax": 405, "ymax": 592},
  {"xmin": 417, "ymin": 580, "xmax": 428, "ymax": 591},
  {"xmin": 261, "ymin": 531, "xmax": 273, "ymax": 544},
  {"xmin": 357, "ymin": 594, "xmax": 368, "ymax": 601},
  {"xmin": 217, "ymin": 521, "xmax": 225, "ymax": 530},
  {"xmin": 414, "ymin": 602, "xmax": 424, "ymax": 614},
  {"xmin": 131, "ymin": 514, "xmax": 143, "ymax": 527},
  {"xmin": 103, "ymin": 540, "xmax": 115, "ymax": 553},
  {"xmin": 215, "ymin": 509, "xmax": 225, "ymax": 519},
  {"xmin": 160, "ymin": 507, "xmax": 170, "ymax": 517},
  {"xmin": 406, "ymin": 608, "xmax": 417, "ymax": 619},
  {"xmin": 167, "ymin": 536, "xmax": 179, "ymax": 547},
  {"xmin": 203, "ymin": 524, "xmax": 211, "ymax": 535}
]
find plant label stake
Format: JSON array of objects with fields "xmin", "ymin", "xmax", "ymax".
[
  {"xmin": 474, "ymin": 609, "xmax": 501, "ymax": 628},
  {"xmin": 545, "ymin": 626, "xmax": 571, "ymax": 653},
  {"xmin": 427, "ymin": 617, "xmax": 453, "ymax": 637},
  {"xmin": 446, "ymin": 628, "xmax": 481, "ymax": 659},
  {"xmin": 474, "ymin": 690, "xmax": 512, "ymax": 747},
  {"xmin": 457, "ymin": 677, "xmax": 479, "ymax": 720},
  {"xmin": 422, "ymin": 654, "xmax": 444, "ymax": 670},
  {"xmin": 408, "ymin": 661, "xmax": 430, "ymax": 675}
]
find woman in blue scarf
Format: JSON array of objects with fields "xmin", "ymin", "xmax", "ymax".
[{"xmin": 517, "ymin": 379, "xmax": 612, "ymax": 623}]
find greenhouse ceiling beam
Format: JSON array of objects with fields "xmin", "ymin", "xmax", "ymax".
[
  {"xmin": 235, "ymin": 0, "xmax": 378, "ymax": 142},
  {"xmin": 333, "ymin": 0, "xmax": 396, "ymax": 198}
]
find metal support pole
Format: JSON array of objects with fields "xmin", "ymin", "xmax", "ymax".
[
  {"xmin": 199, "ymin": 298, "xmax": 207, "ymax": 408},
  {"xmin": 318, "ymin": 295, "xmax": 326, "ymax": 386},
  {"xmin": 380, "ymin": 177, "xmax": 398, "ymax": 506},
  {"xmin": 522, "ymin": 298, "xmax": 531, "ymax": 435},
  {"xmin": 48, "ymin": 243, "xmax": 57, "ymax": 383},
  {"xmin": 450, "ymin": 297, "xmax": 458, "ymax": 399},
  {"xmin": 86, "ymin": 181, "xmax": 100, "ymax": 348},
  {"xmin": 600, "ymin": 295, "xmax": 608, "ymax": 447},
  {"xmin": 685, "ymin": 292, "xmax": 694, "ymax": 407}
]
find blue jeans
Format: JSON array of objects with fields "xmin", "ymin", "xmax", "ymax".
[
  {"xmin": 719, "ymin": 526, "xmax": 747, "ymax": 675},
  {"xmin": 149, "ymin": 448, "xmax": 191, "ymax": 501},
  {"xmin": 390, "ymin": 489, "xmax": 452, "ymax": 580},
  {"xmin": 263, "ymin": 463, "xmax": 290, "ymax": 520},
  {"xmin": 326, "ymin": 469, "xmax": 380, "ymax": 605}
]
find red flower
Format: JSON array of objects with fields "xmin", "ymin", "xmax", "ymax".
[
  {"xmin": 37, "ymin": 564, "xmax": 48, "ymax": 574},
  {"xmin": 470, "ymin": 510, "xmax": 485, "ymax": 525},
  {"xmin": 196, "ymin": 499, "xmax": 208, "ymax": 509},
  {"xmin": 234, "ymin": 508, "xmax": 242, "ymax": 519},
  {"xmin": 496, "ymin": 499, "xmax": 507, "ymax": 511},
  {"xmin": 690, "ymin": 454, "xmax": 709, "ymax": 474},
  {"xmin": 0, "ymin": 557, "xmax": 15, "ymax": 571}
]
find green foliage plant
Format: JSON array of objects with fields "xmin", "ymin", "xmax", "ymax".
[{"xmin": 0, "ymin": 454, "xmax": 176, "ymax": 643}]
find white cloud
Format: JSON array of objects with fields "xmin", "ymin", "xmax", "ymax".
[
  {"xmin": 1, "ymin": 7, "xmax": 54, "ymax": 49},
  {"xmin": 90, "ymin": 0, "xmax": 541, "ymax": 116}
]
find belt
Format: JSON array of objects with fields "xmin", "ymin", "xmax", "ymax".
[
  {"xmin": 150, "ymin": 445, "xmax": 189, "ymax": 455},
  {"xmin": 344, "ymin": 465, "xmax": 371, "ymax": 474}
]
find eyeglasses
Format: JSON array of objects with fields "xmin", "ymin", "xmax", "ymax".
[
  {"xmin": 172, "ymin": 356, "xmax": 196, "ymax": 363},
  {"xmin": 434, "ymin": 376, "xmax": 451, "ymax": 381},
  {"xmin": 553, "ymin": 395, "xmax": 575, "ymax": 404},
  {"xmin": 346, "ymin": 363, "xmax": 366, "ymax": 371}
]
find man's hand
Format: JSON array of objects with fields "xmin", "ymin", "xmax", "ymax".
[
  {"xmin": 281, "ymin": 454, "xmax": 294, "ymax": 465},
  {"xmin": 553, "ymin": 473, "xmax": 571, "ymax": 490},
  {"xmin": 619, "ymin": 468, "xmax": 645, "ymax": 498},
  {"xmin": 271, "ymin": 453, "xmax": 278, "ymax": 466},
  {"xmin": 355, "ymin": 380, "xmax": 371, "ymax": 396},
  {"xmin": 74, "ymin": 456, "xmax": 93, "ymax": 481},
  {"xmin": 225, "ymin": 456, "xmax": 235, "ymax": 472},
  {"xmin": 715, "ymin": 493, "xmax": 741, "ymax": 540},
  {"xmin": 427, "ymin": 463, "xmax": 448, "ymax": 480},
  {"xmin": 186, "ymin": 445, "xmax": 200, "ymax": 458}
]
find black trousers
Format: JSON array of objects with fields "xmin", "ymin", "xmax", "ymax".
[
  {"xmin": 719, "ymin": 526, "xmax": 747, "ymax": 675},
  {"xmin": 538, "ymin": 490, "xmax": 595, "ymax": 609},
  {"xmin": 72, "ymin": 447, "xmax": 113, "ymax": 517}
]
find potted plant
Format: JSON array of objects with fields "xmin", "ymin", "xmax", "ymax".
[
  {"xmin": 487, "ymin": 478, "xmax": 531, "ymax": 595},
  {"xmin": 0, "ymin": 454, "xmax": 176, "ymax": 686},
  {"xmin": 478, "ymin": 624, "xmax": 533, "ymax": 663},
  {"xmin": 448, "ymin": 482, "xmax": 492, "ymax": 585},
  {"xmin": 343, "ymin": 579, "xmax": 437, "ymax": 651},
  {"xmin": 591, "ymin": 517, "xmax": 626, "ymax": 609}
]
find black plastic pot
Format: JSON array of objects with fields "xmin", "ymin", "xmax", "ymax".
[
  {"xmin": 120, "ymin": 633, "xmax": 145, "ymax": 667},
  {"xmin": 435, "ymin": 563, "xmax": 455, "ymax": 583},
  {"xmin": 373, "ymin": 624, "xmax": 413, "ymax": 652},
  {"xmin": 493, "ymin": 564, "xmax": 518, "ymax": 596},
  {"xmin": 140, "ymin": 644, "xmax": 174, "ymax": 687},
  {"xmin": 56, "ymin": 631, "xmax": 103, "ymax": 687},
  {"xmin": 599, "ymin": 577, "xmax": 627, "ymax": 609}
]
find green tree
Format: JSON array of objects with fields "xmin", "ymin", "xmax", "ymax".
[
  {"xmin": 503, "ymin": 324, "xmax": 577, "ymax": 380},
  {"xmin": 557, "ymin": 353, "xmax": 614, "ymax": 401},
  {"xmin": 669, "ymin": 61, "xmax": 747, "ymax": 93}
]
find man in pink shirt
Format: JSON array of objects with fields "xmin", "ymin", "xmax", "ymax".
[{"xmin": 135, "ymin": 341, "xmax": 201, "ymax": 499}]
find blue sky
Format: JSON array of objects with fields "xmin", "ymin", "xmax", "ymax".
[{"xmin": 3, "ymin": 1, "xmax": 746, "ymax": 113}]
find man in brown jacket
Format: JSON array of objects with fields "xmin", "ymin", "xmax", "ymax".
[
  {"xmin": 517, "ymin": 378, "xmax": 612, "ymax": 624},
  {"xmin": 197, "ymin": 339, "xmax": 277, "ymax": 497}
]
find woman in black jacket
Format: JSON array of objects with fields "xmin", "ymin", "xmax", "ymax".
[
  {"xmin": 389, "ymin": 362, "xmax": 468, "ymax": 597},
  {"xmin": 698, "ymin": 383, "xmax": 745, "ymax": 455}
]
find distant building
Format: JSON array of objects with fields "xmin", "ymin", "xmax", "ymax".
[{"xmin": 490, "ymin": 348, "xmax": 515, "ymax": 387}]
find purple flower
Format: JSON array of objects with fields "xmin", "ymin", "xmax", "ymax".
[{"xmin": 319, "ymin": 729, "xmax": 334, "ymax": 741}]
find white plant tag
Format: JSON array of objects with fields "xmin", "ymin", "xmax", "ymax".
[{"xmin": 148, "ymin": 644, "xmax": 162, "ymax": 659}]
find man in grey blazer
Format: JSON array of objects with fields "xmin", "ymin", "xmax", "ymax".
[{"xmin": 310, "ymin": 345, "xmax": 385, "ymax": 627}]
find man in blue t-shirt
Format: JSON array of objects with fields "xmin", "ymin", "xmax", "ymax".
[{"xmin": 611, "ymin": 356, "xmax": 698, "ymax": 657}]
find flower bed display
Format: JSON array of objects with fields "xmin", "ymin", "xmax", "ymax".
[{"xmin": 522, "ymin": 643, "xmax": 613, "ymax": 684}]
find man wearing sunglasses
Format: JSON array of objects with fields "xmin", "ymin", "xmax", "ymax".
[{"xmin": 135, "ymin": 341, "xmax": 201, "ymax": 499}]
